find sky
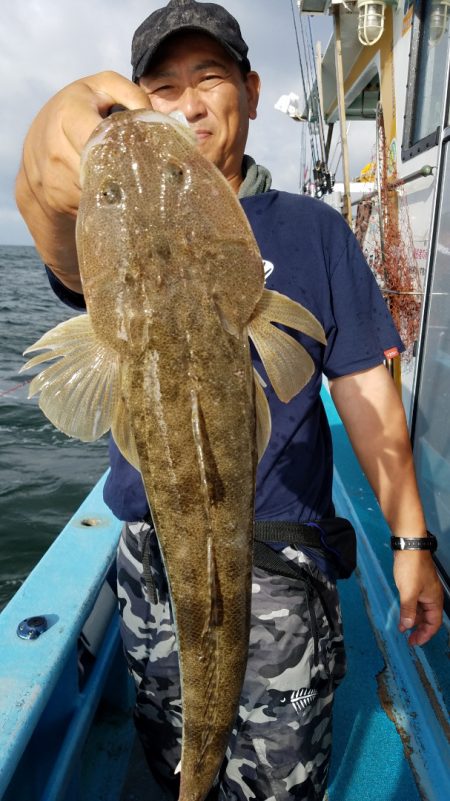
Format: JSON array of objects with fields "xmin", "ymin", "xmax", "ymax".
[{"xmin": 0, "ymin": 0, "xmax": 374, "ymax": 246}]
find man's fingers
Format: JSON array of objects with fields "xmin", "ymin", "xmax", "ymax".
[
  {"xmin": 408, "ymin": 623, "xmax": 436, "ymax": 647},
  {"xmin": 62, "ymin": 72, "xmax": 150, "ymax": 155},
  {"xmin": 407, "ymin": 604, "xmax": 443, "ymax": 646},
  {"xmin": 87, "ymin": 70, "xmax": 151, "ymax": 113},
  {"xmin": 398, "ymin": 595, "xmax": 443, "ymax": 645}
]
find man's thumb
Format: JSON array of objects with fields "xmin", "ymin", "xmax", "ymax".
[{"xmin": 399, "ymin": 599, "xmax": 417, "ymax": 631}]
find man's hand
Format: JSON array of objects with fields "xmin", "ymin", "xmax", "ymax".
[
  {"xmin": 16, "ymin": 71, "xmax": 151, "ymax": 291},
  {"xmin": 393, "ymin": 550, "xmax": 444, "ymax": 646}
]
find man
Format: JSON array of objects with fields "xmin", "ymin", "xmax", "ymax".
[{"xmin": 16, "ymin": 2, "xmax": 443, "ymax": 800}]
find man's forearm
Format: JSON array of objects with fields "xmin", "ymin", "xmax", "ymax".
[
  {"xmin": 330, "ymin": 364, "xmax": 443, "ymax": 644},
  {"xmin": 329, "ymin": 364, "xmax": 427, "ymax": 537},
  {"xmin": 15, "ymin": 158, "xmax": 82, "ymax": 293}
]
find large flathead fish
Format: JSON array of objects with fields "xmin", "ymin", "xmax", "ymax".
[{"xmin": 22, "ymin": 110, "xmax": 326, "ymax": 801}]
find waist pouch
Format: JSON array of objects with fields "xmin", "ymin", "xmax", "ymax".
[{"xmin": 254, "ymin": 517, "xmax": 357, "ymax": 580}]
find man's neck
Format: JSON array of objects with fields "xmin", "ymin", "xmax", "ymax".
[{"xmin": 227, "ymin": 171, "xmax": 244, "ymax": 194}]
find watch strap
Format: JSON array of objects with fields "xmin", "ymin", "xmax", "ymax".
[{"xmin": 390, "ymin": 533, "xmax": 437, "ymax": 552}]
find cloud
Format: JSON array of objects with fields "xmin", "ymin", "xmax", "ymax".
[{"xmin": 0, "ymin": 1, "xmax": 372, "ymax": 246}]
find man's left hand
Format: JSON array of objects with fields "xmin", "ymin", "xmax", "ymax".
[{"xmin": 393, "ymin": 551, "xmax": 444, "ymax": 646}]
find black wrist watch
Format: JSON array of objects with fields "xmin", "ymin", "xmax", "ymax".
[{"xmin": 390, "ymin": 532, "xmax": 437, "ymax": 552}]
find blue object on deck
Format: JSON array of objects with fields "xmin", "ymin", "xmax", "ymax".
[{"xmin": 17, "ymin": 614, "xmax": 49, "ymax": 639}]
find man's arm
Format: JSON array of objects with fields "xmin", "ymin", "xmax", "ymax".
[
  {"xmin": 15, "ymin": 71, "xmax": 151, "ymax": 293},
  {"xmin": 329, "ymin": 363, "xmax": 443, "ymax": 646}
]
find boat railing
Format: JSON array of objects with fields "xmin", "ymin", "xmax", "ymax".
[
  {"xmin": 350, "ymin": 164, "xmax": 435, "ymax": 205},
  {"xmin": 0, "ymin": 473, "xmax": 133, "ymax": 801},
  {"xmin": 323, "ymin": 388, "xmax": 450, "ymax": 801}
]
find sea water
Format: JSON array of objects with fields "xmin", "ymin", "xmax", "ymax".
[{"xmin": 0, "ymin": 246, "xmax": 109, "ymax": 608}]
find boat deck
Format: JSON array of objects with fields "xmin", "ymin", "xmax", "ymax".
[{"xmin": 120, "ymin": 737, "xmax": 163, "ymax": 801}]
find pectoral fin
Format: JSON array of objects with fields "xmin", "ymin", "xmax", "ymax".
[
  {"xmin": 254, "ymin": 289, "xmax": 326, "ymax": 345},
  {"xmin": 248, "ymin": 289, "xmax": 326, "ymax": 403},
  {"xmin": 254, "ymin": 368, "xmax": 271, "ymax": 460},
  {"xmin": 21, "ymin": 315, "xmax": 120, "ymax": 441}
]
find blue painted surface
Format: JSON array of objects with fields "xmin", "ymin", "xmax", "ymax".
[
  {"xmin": 323, "ymin": 387, "xmax": 450, "ymax": 801},
  {"xmin": 329, "ymin": 567, "xmax": 422, "ymax": 801},
  {"xmin": 0, "ymin": 473, "xmax": 124, "ymax": 798},
  {"xmin": 326, "ymin": 395, "xmax": 450, "ymax": 709},
  {"xmin": 41, "ymin": 616, "xmax": 124, "ymax": 801}
]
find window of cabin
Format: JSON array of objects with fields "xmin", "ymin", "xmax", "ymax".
[
  {"xmin": 412, "ymin": 138, "xmax": 450, "ymax": 593},
  {"xmin": 402, "ymin": 0, "xmax": 450, "ymax": 160}
]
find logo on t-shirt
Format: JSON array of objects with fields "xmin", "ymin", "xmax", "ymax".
[
  {"xmin": 263, "ymin": 260, "xmax": 274, "ymax": 282},
  {"xmin": 384, "ymin": 347, "xmax": 399, "ymax": 360}
]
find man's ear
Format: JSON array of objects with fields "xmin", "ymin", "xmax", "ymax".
[{"xmin": 245, "ymin": 71, "xmax": 261, "ymax": 120}]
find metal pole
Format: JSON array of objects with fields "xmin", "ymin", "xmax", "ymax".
[
  {"xmin": 333, "ymin": 4, "xmax": 352, "ymax": 224},
  {"xmin": 316, "ymin": 40, "xmax": 324, "ymax": 123},
  {"xmin": 325, "ymin": 123, "xmax": 334, "ymax": 161},
  {"xmin": 314, "ymin": 39, "xmax": 328, "ymax": 166},
  {"xmin": 350, "ymin": 165, "xmax": 435, "ymax": 205}
]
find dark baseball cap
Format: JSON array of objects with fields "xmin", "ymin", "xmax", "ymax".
[{"xmin": 131, "ymin": 0, "xmax": 251, "ymax": 82}]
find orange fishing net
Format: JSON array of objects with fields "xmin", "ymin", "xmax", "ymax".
[{"xmin": 354, "ymin": 108, "xmax": 423, "ymax": 362}]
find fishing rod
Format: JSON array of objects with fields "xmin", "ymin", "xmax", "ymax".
[
  {"xmin": 291, "ymin": 0, "xmax": 333, "ymax": 198},
  {"xmin": 289, "ymin": 0, "xmax": 320, "ymax": 179}
]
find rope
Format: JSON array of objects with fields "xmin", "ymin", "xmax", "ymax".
[{"xmin": 0, "ymin": 379, "xmax": 32, "ymax": 397}]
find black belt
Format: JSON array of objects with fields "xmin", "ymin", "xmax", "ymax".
[
  {"xmin": 254, "ymin": 520, "xmax": 322, "ymax": 546},
  {"xmin": 141, "ymin": 517, "xmax": 323, "ymax": 586},
  {"xmin": 253, "ymin": 519, "xmax": 323, "ymax": 584},
  {"xmin": 142, "ymin": 515, "xmax": 323, "ymax": 546},
  {"xmin": 139, "ymin": 518, "xmax": 330, "ymax": 668}
]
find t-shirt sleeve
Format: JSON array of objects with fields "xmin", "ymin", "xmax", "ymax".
[
  {"xmin": 322, "ymin": 223, "xmax": 404, "ymax": 379},
  {"xmin": 45, "ymin": 265, "xmax": 86, "ymax": 311}
]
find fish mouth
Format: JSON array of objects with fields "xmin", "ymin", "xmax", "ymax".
[{"xmin": 134, "ymin": 109, "xmax": 196, "ymax": 145}]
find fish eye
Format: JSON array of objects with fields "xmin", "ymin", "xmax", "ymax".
[
  {"xmin": 164, "ymin": 161, "xmax": 185, "ymax": 184},
  {"xmin": 99, "ymin": 181, "xmax": 123, "ymax": 205}
]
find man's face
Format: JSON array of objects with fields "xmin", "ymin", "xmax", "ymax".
[{"xmin": 138, "ymin": 32, "xmax": 260, "ymax": 190}]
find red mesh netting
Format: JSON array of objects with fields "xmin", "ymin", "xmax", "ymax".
[{"xmin": 354, "ymin": 109, "xmax": 423, "ymax": 362}]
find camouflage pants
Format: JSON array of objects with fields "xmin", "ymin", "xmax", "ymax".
[{"xmin": 117, "ymin": 522, "xmax": 346, "ymax": 801}]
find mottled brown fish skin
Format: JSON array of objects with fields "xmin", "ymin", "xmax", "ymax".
[{"xmin": 77, "ymin": 110, "xmax": 265, "ymax": 801}]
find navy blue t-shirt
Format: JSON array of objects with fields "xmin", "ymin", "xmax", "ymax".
[{"xmin": 46, "ymin": 190, "xmax": 403, "ymax": 541}]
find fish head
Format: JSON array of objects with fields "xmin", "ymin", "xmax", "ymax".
[{"xmin": 76, "ymin": 109, "xmax": 264, "ymax": 355}]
